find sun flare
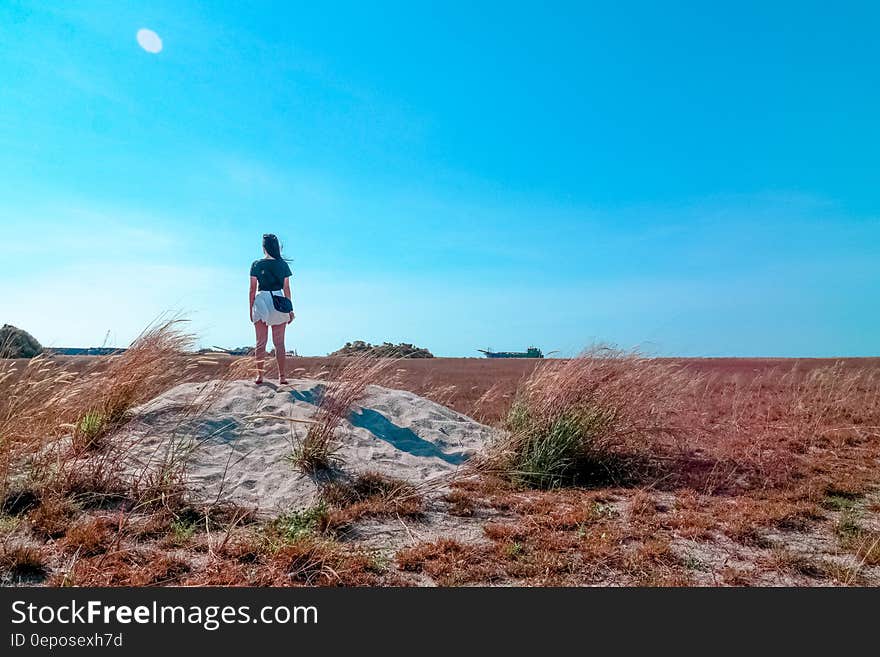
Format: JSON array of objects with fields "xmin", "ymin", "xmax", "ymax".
[{"xmin": 136, "ymin": 28, "xmax": 162, "ymax": 54}]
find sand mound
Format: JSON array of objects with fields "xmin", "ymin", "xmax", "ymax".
[{"xmin": 119, "ymin": 379, "xmax": 495, "ymax": 513}]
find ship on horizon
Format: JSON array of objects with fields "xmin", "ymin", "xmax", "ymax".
[{"xmin": 478, "ymin": 346, "xmax": 544, "ymax": 359}]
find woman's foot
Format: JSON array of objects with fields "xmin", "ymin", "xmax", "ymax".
[
  {"xmin": 254, "ymin": 378, "xmax": 264, "ymax": 385},
  {"xmin": 279, "ymin": 378, "xmax": 289, "ymax": 385}
]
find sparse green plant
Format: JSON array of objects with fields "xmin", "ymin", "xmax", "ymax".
[
  {"xmin": 504, "ymin": 541, "xmax": 525, "ymax": 558},
  {"xmin": 488, "ymin": 347, "xmax": 694, "ymax": 488},
  {"xmin": 72, "ymin": 411, "xmax": 108, "ymax": 451},
  {"xmin": 368, "ymin": 552, "xmax": 391, "ymax": 573},
  {"xmin": 0, "ymin": 514, "xmax": 22, "ymax": 536},
  {"xmin": 823, "ymin": 492, "xmax": 861, "ymax": 512},
  {"xmin": 168, "ymin": 518, "xmax": 197, "ymax": 545},
  {"xmin": 289, "ymin": 427, "xmax": 341, "ymax": 473},
  {"xmin": 833, "ymin": 507, "xmax": 880, "ymax": 569},
  {"xmin": 836, "ymin": 510, "xmax": 862, "ymax": 541},
  {"xmin": 682, "ymin": 553, "xmax": 708, "ymax": 571},
  {"xmin": 273, "ymin": 503, "xmax": 331, "ymax": 543}
]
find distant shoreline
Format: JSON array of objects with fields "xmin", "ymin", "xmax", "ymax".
[
  {"xmin": 38, "ymin": 350, "xmax": 880, "ymax": 361},
  {"xmin": 45, "ymin": 347, "xmax": 126, "ymax": 356}
]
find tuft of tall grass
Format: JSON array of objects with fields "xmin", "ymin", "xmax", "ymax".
[
  {"xmin": 66, "ymin": 319, "xmax": 198, "ymax": 453},
  {"xmin": 321, "ymin": 471, "xmax": 425, "ymax": 527},
  {"xmin": 0, "ymin": 544, "xmax": 47, "ymax": 580},
  {"xmin": 1, "ymin": 318, "xmax": 197, "ymax": 471},
  {"xmin": 60, "ymin": 516, "xmax": 117, "ymax": 556},
  {"xmin": 290, "ymin": 354, "xmax": 396, "ymax": 473},
  {"xmin": 267, "ymin": 536, "xmax": 376, "ymax": 585},
  {"xmin": 0, "ymin": 318, "xmax": 244, "ymax": 533},
  {"xmin": 487, "ymin": 346, "xmax": 696, "ymax": 488}
]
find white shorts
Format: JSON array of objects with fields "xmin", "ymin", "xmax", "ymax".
[{"xmin": 252, "ymin": 290, "xmax": 291, "ymax": 326}]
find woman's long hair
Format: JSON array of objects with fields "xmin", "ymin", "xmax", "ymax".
[{"xmin": 262, "ymin": 233, "xmax": 288, "ymax": 260}]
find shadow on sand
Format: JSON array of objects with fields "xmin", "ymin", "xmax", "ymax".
[{"xmin": 290, "ymin": 385, "xmax": 469, "ymax": 465}]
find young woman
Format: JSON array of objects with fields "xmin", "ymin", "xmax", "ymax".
[{"xmin": 249, "ymin": 234, "xmax": 295, "ymax": 384}]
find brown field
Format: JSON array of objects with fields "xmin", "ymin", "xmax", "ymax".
[
  {"xmin": 2, "ymin": 346, "xmax": 879, "ymax": 587},
  {"xmin": 48, "ymin": 353, "xmax": 880, "ymax": 423}
]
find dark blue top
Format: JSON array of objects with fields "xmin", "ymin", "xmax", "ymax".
[{"xmin": 250, "ymin": 258, "xmax": 292, "ymax": 291}]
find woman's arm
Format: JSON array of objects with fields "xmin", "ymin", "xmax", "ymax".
[
  {"xmin": 249, "ymin": 276, "xmax": 258, "ymax": 322},
  {"xmin": 284, "ymin": 277, "xmax": 295, "ymax": 323}
]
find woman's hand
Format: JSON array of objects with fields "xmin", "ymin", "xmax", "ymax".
[
  {"xmin": 288, "ymin": 311, "xmax": 295, "ymax": 324},
  {"xmin": 249, "ymin": 276, "xmax": 258, "ymax": 324}
]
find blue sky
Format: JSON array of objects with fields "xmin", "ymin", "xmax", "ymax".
[{"xmin": 1, "ymin": 1, "xmax": 877, "ymax": 356}]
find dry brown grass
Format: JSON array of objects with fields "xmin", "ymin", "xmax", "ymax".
[
  {"xmin": 28, "ymin": 495, "xmax": 79, "ymax": 539},
  {"xmin": 60, "ymin": 515, "xmax": 120, "ymax": 556},
  {"xmin": 208, "ymin": 527, "xmax": 390, "ymax": 586},
  {"xmin": 0, "ymin": 327, "xmax": 426, "ymax": 587},
  {"xmin": 53, "ymin": 548, "xmax": 192, "ymax": 586},
  {"xmin": 195, "ymin": 355, "xmax": 880, "ymax": 585},
  {"xmin": 478, "ymin": 352, "xmax": 880, "ymax": 514},
  {"xmin": 410, "ymin": 500, "xmax": 684, "ymax": 585},
  {"xmin": 4, "ymin": 321, "xmax": 265, "ymax": 524},
  {"xmin": 853, "ymin": 533, "xmax": 880, "ymax": 567},
  {"xmin": 443, "ymin": 489, "xmax": 479, "ymax": 516},
  {"xmin": 0, "ymin": 544, "xmax": 47, "ymax": 580},
  {"xmin": 290, "ymin": 354, "xmax": 397, "ymax": 472},
  {"xmin": 486, "ymin": 347, "xmax": 699, "ymax": 488},
  {"xmin": 396, "ymin": 538, "xmax": 504, "ymax": 585},
  {"xmin": 262, "ymin": 538, "xmax": 378, "ymax": 586},
  {"xmin": 678, "ymin": 362, "xmax": 880, "ymax": 495},
  {"xmin": 0, "ymin": 319, "xmax": 272, "ymax": 586},
  {"xmin": 2, "ymin": 319, "xmax": 196, "ymax": 455},
  {"xmin": 321, "ymin": 471, "xmax": 424, "ymax": 529},
  {"xmin": 0, "ymin": 319, "xmax": 204, "ymax": 509}
]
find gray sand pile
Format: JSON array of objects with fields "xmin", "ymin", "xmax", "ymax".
[{"xmin": 118, "ymin": 379, "xmax": 495, "ymax": 513}]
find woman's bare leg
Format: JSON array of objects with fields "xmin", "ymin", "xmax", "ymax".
[
  {"xmin": 254, "ymin": 321, "xmax": 268, "ymax": 383},
  {"xmin": 271, "ymin": 323, "xmax": 287, "ymax": 383}
]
